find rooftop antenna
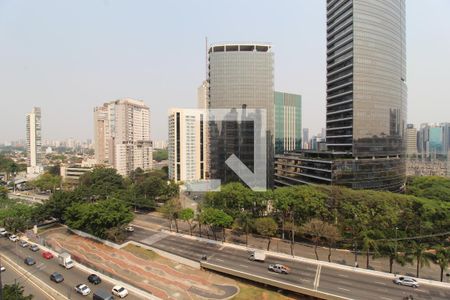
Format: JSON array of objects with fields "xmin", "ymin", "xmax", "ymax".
[{"xmin": 205, "ymin": 36, "xmax": 208, "ymax": 80}]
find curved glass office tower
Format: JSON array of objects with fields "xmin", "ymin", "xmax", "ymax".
[{"xmin": 275, "ymin": 0, "xmax": 406, "ymax": 191}]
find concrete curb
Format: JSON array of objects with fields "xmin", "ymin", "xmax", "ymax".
[
  {"xmin": 1, "ymin": 254, "xmax": 68, "ymax": 300},
  {"xmin": 161, "ymin": 229, "xmax": 450, "ymax": 290}
]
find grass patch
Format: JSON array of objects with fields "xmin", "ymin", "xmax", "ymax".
[
  {"xmin": 122, "ymin": 244, "xmax": 159, "ymax": 260},
  {"xmin": 233, "ymin": 280, "xmax": 303, "ymax": 300}
]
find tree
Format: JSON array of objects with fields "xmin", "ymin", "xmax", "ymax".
[
  {"xmin": 411, "ymin": 242, "xmax": 433, "ymax": 278},
  {"xmin": 301, "ymin": 219, "xmax": 327, "ymax": 260},
  {"xmin": 179, "ymin": 208, "xmax": 195, "ymax": 235},
  {"xmin": 233, "ymin": 211, "xmax": 253, "ymax": 246},
  {"xmin": 2, "ymin": 282, "xmax": 33, "ymax": 299},
  {"xmin": 79, "ymin": 167, "xmax": 124, "ymax": 199},
  {"xmin": 199, "ymin": 207, "xmax": 233, "ymax": 241},
  {"xmin": 0, "ymin": 201, "xmax": 35, "ymax": 233},
  {"xmin": 153, "ymin": 149, "xmax": 168, "ymax": 162},
  {"xmin": 159, "ymin": 198, "xmax": 182, "ymax": 232},
  {"xmin": 434, "ymin": 246, "xmax": 450, "ymax": 282},
  {"xmin": 321, "ymin": 222, "xmax": 341, "ymax": 263},
  {"xmin": 0, "ymin": 186, "xmax": 8, "ymax": 198},
  {"xmin": 254, "ymin": 217, "xmax": 278, "ymax": 251},
  {"xmin": 29, "ymin": 172, "xmax": 62, "ymax": 192},
  {"xmin": 64, "ymin": 198, "xmax": 133, "ymax": 240}
]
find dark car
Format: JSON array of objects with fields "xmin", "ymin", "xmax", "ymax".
[
  {"xmin": 24, "ymin": 257, "xmax": 36, "ymax": 266},
  {"xmin": 29, "ymin": 244, "xmax": 39, "ymax": 252},
  {"xmin": 93, "ymin": 289, "xmax": 114, "ymax": 300},
  {"xmin": 88, "ymin": 274, "xmax": 102, "ymax": 285},
  {"xmin": 50, "ymin": 272, "xmax": 64, "ymax": 283}
]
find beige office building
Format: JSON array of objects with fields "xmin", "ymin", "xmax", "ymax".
[
  {"xmin": 26, "ymin": 107, "xmax": 44, "ymax": 175},
  {"xmin": 168, "ymin": 108, "xmax": 207, "ymax": 183},
  {"xmin": 406, "ymin": 124, "xmax": 417, "ymax": 156},
  {"xmin": 94, "ymin": 98, "xmax": 152, "ymax": 176}
]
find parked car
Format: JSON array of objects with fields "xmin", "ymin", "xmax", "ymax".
[
  {"xmin": 88, "ymin": 274, "xmax": 102, "ymax": 285},
  {"xmin": 9, "ymin": 235, "xmax": 19, "ymax": 242},
  {"xmin": 42, "ymin": 251, "xmax": 54, "ymax": 260},
  {"xmin": 19, "ymin": 240, "xmax": 29, "ymax": 248},
  {"xmin": 268, "ymin": 264, "xmax": 290, "ymax": 274},
  {"xmin": 0, "ymin": 228, "xmax": 7, "ymax": 237},
  {"xmin": 30, "ymin": 244, "xmax": 40, "ymax": 252},
  {"xmin": 112, "ymin": 285, "xmax": 128, "ymax": 298},
  {"xmin": 75, "ymin": 283, "xmax": 91, "ymax": 296},
  {"xmin": 50, "ymin": 272, "xmax": 64, "ymax": 283},
  {"xmin": 393, "ymin": 276, "xmax": 419, "ymax": 288},
  {"xmin": 0, "ymin": 265, "xmax": 5, "ymax": 272},
  {"xmin": 24, "ymin": 257, "xmax": 36, "ymax": 266},
  {"xmin": 125, "ymin": 226, "xmax": 134, "ymax": 232}
]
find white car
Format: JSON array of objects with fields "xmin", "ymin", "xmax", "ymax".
[
  {"xmin": 75, "ymin": 283, "xmax": 91, "ymax": 296},
  {"xmin": 112, "ymin": 285, "xmax": 128, "ymax": 298},
  {"xmin": 393, "ymin": 276, "xmax": 419, "ymax": 288},
  {"xmin": 0, "ymin": 228, "xmax": 7, "ymax": 236},
  {"xmin": 9, "ymin": 235, "xmax": 19, "ymax": 242},
  {"xmin": 0, "ymin": 265, "xmax": 5, "ymax": 272},
  {"xmin": 125, "ymin": 226, "xmax": 134, "ymax": 232}
]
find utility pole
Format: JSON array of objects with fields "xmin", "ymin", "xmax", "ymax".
[{"xmin": 0, "ymin": 254, "xmax": 3, "ymax": 300}]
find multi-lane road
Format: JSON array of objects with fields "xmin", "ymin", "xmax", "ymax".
[
  {"xmin": 0, "ymin": 238, "xmax": 142, "ymax": 300},
  {"xmin": 129, "ymin": 226, "xmax": 450, "ymax": 300}
]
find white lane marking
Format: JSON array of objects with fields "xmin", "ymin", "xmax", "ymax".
[
  {"xmin": 300, "ymin": 278, "xmax": 312, "ymax": 283},
  {"xmin": 238, "ymin": 264, "xmax": 249, "ymax": 268},
  {"xmin": 338, "ymin": 287, "xmax": 351, "ymax": 292},
  {"xmin": 215, "ymin": 258, "xmax": 224, "ymax": 262},
  {"xmin": 313, "ymin": 265, "xmax": 322, "ymax": 290},
  {"xmin": 337, "ymin": 274, "xmax": 349, "ymax": 278},
  {"xmin": 375, "ymin": 281, "xmax": 387, "ymax": 285},
  {"xmin": 381, "ymin": 297, "xmax": 393, "ymax": 300}
]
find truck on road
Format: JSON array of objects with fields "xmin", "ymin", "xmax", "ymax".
[
  {"xmin": 248, "ymin": 250, "xmax": 266, "ymax": 262},
  {"xmin": 58, "ymin": 252, "xmax": 74, "ymax": 269}
]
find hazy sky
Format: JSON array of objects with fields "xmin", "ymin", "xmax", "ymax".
[{"xmin": 1, "ymin": 0, "xmax": 449, "ymax": 142}]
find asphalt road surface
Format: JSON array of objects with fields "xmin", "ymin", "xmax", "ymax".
[
  {"xmin": 129, "ymin": 226, "xmax": 450, "ymax": 300},
  {"xmin": 0, "ymin": 238, "xmax": 141, "ymax": 300}
]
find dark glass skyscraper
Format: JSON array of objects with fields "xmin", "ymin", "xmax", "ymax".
[{"xmin": 275, "ymin": 0, "xmax": 407, "ymax": 191}]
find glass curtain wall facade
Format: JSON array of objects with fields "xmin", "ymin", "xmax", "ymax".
[
  {"xmin": 275, "ymin": 0, "xmax": 407, "ymax": 192},
  {"xmin": 274, "ymin": 91, "xmax": 302, "ymax": 154},
  {"xmin": 208, "ymin": 43, "xmax": 274, "ymax": 188}
]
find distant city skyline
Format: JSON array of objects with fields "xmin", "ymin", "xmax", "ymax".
[{"xmin": 0, "ymin": 0, "xmax": 449, "ymax": 141}]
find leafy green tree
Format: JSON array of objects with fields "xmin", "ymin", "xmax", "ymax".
[
  {"xmin": 233, "ymin": 211, "xmax": 253, "ymax": 246},
  {"xmin": 159, "ymin": 198, "xmax": 182, "ymax": 232},
  {"xmin": 410, "ymin": 242, "xmax": 434, "ymax": 278},
  {"xmin": 179, "ymin": 208, "xmax": 195, "ymax": 235},
  {"xmin": 79, "ymin": 167, "xmax": 125, "ymax": 199},
  {"xmin": 29, "ymin": 172, "xmax": 62, "ymax": 192},
  {"xmin": 64, "ymin": 198, "xmax": 133, "ymax": 240},
  {"xmin": 153, "ymin": 149, "xmax": 168, "ymax": 162},
  {"xmin": 254, "ymin": 217, "xmax": 278, "ymax": 250},
  {"xmin": 199, "ymin": 207, "xmax": 232, "ymax": 242},
  {"xmin": 0, "ymin": 201, "xmax": 35, "ymax": 233},
  {"xmin": 434, "ymin": 245, "xmax": 450, "ymax": 282},
  {"xmin": 406, "ymin": 176, "xmax": 450, "ymax": 202},
  {"xmin": 2, "ymin": 282, "xmax": 33, "ymax": 300},
  {"xmin": 301, "ymin": 218, "xmax": 329, "ymax": 260}
]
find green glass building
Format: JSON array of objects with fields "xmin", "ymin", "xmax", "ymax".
[{"xmin": 274, "ymin": 91, "xmax": 302, "ymax": 154}]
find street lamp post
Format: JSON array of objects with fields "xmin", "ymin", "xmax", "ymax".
[{"xmin": 395, "ymin": 226, "xmax": 399, "ymax": 255}]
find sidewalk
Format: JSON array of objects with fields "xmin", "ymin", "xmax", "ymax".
[{"xmin": 134, "ymin": 212, "xmax": 448, "ymax": 283}]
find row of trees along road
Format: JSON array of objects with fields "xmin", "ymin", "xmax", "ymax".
[
  {"xmin": 160, "ymin": 180, "xmax": 450, "ymax": 281},
  {"xmin": 0, "ymin": 167, "xmax": 179, "ymax": 243}
]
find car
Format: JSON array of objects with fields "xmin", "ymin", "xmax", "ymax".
[
  {"xmin": 50, "ymin": 272, "xmax": 64, "ymax": 283},
  {"xmin": 24, "ymin": 257, "xmax": 36, "ymax": 266},
  {"xmin": 19, "ymin": 240, "xmax": 29, "ymax": 248},
  {"xmin": 268, "ymin": 264, "xmax": 290, "ymax": 274},
  {"xmin": 125, "ymin": 226, "xmax": 134, "ymax": 232},
  {"xmin": 0, "ymin": 228, "xmax": 7, "ymax": 237},
  {"xmin": 75, "ymin": 283, "xmax": 91, "ymax": 296},
  {"xmin": 9, "ymin": 235, "xmax": 19, "ymax": 242},
  {"xmin": 112, "ymin": 285, "xmax": 128, "ymax": 298},
  {"xmin": 88, "ymin": 274, "xmax": 102, "ymax": 285},
  {"xmin": 30, "ymin": 244, "xmax": 39, "ymax": 252},
  {"xmin": 0, "ymin": 265, "xmax": 5, "ymax": 272},
  {"xmin": 393, "ymin": 276, "xmax": 419, "ymax": 288},
  {"xmin": 42, "ymin": 251, "xmax": 54, "ymax": 259}
]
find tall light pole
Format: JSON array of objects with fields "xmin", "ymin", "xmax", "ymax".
[
  {"xmin": 0, "ymin": 254, "xmax": 3, "ymax": 300},
  {"xmin": 395, "ymin": 227, "xmax": 399, "ymax": 255}
]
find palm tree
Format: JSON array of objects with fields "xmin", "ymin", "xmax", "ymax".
[
  {"xmin": 434, "ymin": 246, "xmax": 450, "ymax": 282},
  {"xmin": 411, "ymin": 242, "xmax": 433, "ymax": 278},
  {"xmin": 361, "ymin": 234, "xmax": 378, "ymax": 269}
]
